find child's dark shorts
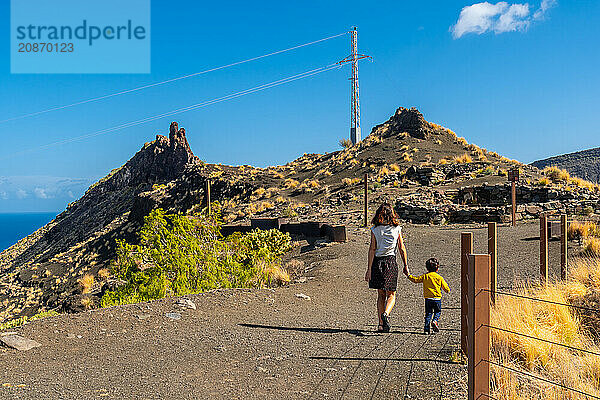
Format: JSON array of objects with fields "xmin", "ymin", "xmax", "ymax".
[{"xmin": 369, "ymin": 255, "xmax": 398, "ymax": 291}]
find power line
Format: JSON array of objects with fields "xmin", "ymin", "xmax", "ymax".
[
  {"xmin": 1, "ymin": 63, "xmax": 343, "ymax": 160},
  {"xmin": 0, "ymin": 31, "xmax": 349, "ymax": 124}
]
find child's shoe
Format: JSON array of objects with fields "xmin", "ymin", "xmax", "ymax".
[{"xmin": 431, "ymin": 320, "xmax": 440, "ymax": 333}]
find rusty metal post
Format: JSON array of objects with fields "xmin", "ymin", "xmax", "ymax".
[
  {"xmin": 461, "ymin": 232, "xmax": 473, "ymax": 357},
  {"xmin": 561, "ymin": 214, "xmax": 568, "ymax": 280},
  {"xmin": 364, "ymin": 174, "xmax": 368, "ymax": 227},
  {"xmin": 511, "ymin": 181, "xmax": 516, "ymax": 226},
  {"xmin": 488, "ymin": 222, "xmax": 497, "ymax": 304},
  {"xmin": 540, "ymin": 213, "xmax": 548, "ymax": 285},
  {"xmin": 467, "ymin": 254, "xmax": 491, "ymax": 400},
  {"xmin": 206, "ymin": 179, "xmax": 211, "ymax": 216}
]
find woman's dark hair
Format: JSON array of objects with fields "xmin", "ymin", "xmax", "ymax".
[
  {"xmin": 425, "ymin": 258, "xmax": 440, "ymax": 272},
  {"xmin": 371, "ymin": 202, "xmax": 400, "ymax": 227}
]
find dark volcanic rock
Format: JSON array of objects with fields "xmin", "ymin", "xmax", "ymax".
[
  {"xmin": 0, "ymin": 122, "xmax": 205, "ymax": 320},
  {"xmin": 371, "ymin": 107, "xmax": 440, "ymax": 139},
  {"xmin": 532, "ymin": 147, "xmax": 600, "ymax": 184}
]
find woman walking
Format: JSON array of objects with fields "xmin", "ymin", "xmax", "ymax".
[{"xmin": 364, "ymin": 202, "xmax": 409, "ymax": 332}]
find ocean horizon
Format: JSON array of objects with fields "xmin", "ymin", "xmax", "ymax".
[{"xmin": 0, "ymin": 212, "xmax": 58, "ymax": 252}]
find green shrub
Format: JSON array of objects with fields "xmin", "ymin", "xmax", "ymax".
[
  {"xmin": 101, "ymin": 208, "xmax": 293, "ymax": 307},
  {"xmin": 0, "ymin": 310, "xmax": 60, "ymax": 332}
]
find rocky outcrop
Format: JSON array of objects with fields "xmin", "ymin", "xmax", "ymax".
[
  {"xmin": 532, "ymin": 147, "xmax": 600, "ymax": 184},
  {"xmin": 0, "ymin": 122, "xmax": 212, "ymax": 320},
  {"xmin": 394, "ymin": 184, "xmax": 600, "ymax": 225},
  {"xmin": 371, "ymin": 107, "xmax": 442, "ymax": 139}
]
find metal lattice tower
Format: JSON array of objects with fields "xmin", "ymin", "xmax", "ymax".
[{"xmin": 338, "ymin": 27, "xmax": 371, "ymax": 144}]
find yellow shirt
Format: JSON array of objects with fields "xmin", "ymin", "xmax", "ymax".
[{"xmin": 408, "ymin": 272, "xmax": 450, "ymax": 299}]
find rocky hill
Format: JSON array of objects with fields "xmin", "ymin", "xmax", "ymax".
[
  {"xmin": 1, "ymin": 107, "xmax": 598, "ymax": 321},
  {"xmin": 532, "ymin": 147, "xmax": 600, "ymax": 183}
]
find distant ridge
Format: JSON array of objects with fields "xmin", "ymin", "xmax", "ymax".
[{"xmin": 531, "ymin": 147, "xmax": 600, "ymax": 183}]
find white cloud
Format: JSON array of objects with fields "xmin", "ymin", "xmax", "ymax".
[
  {"xmin": 534, "ymin": 0, "xmax": 557, "ymax": 20},
  {"xmin": 34, "ymin": 187, "xmax": 50, "ymax": 199},
  {"xmin": 496, "ymin": 4, "xmax": 530, "ymax": 33},
  {"xmin": 16, "ymin": 189, "xmax": 28, "ymax": 199},
  {"xmin": 451, "ymin": 1, "xmax": 557, "ymax": 38}
]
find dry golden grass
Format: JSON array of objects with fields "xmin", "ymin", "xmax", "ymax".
[
  {"xmin": 400, "ymin": 144, "xmax": 409, "ymax": 151},
  {"xmin": 583, "ymin": 238, "xmax": 600, "ymax": 256},
  {"xmin": 263, "ymin": 187, "xmax": 279, "ymax": 199},
  {"xmin": 307, "ymin": 180, "xmax": 320, "ymax": 188},
  {"xmin": 438, "ymin": 158, "xmax": 448, "ymax": 165},
  {"xmin": 570, "ymin": 177, "xmax": 597, "ymax": 191},
  {"xmin": 283, "ymin": 178, "xmax": 299, "ymax": 189},
  {"xmin": 274, "ymin": 196, "xmax": 286, "ymax": 204},
  {"xmin": 78, "ymin": 274, "xmax": 94, "ymax": 294},
  {"xmin": 490, "ymin": 258, "xmax": 600, "ymax": 399},
  {"xmin": 543, "ymin": 166, "xmax": 570, "ymax": 183},
  {"xmin": 80, "ymin": 296, "xmax": 94, "ymax": 309},
  {"xmin": 390, "ymin": 163, "xmax": 401, "ymax": 172},
  {"xmin": 537, "ymin": 177, "xmax": 550, "ymax": 186},
  {"xmin": 342, "ymin": 177, "xmax": 361, "ymax": 186},
  {"xmin": 97, "ymin": 268, "xmax": 110, "ymax": 281},
  {"xmin": 401, "ymin": 152, "xmax": 413, "ymax": 162},
  {"xmin": 434, "ymin": 139, "xmax": 442, "ymax": 145},
  {"xmin": 456, "ymin": 137, "xmax": 468, "ymax": 145},
  {"xmin": 568, "ymin": 221, "xmax": 598, "ymax": 240},
  {"xmin": 255, "ymin": 260, "xmax": 290, "ymax": 286},
  {"xmin": 378, "ymin": 166, "xmax": 390, "ymax": 176},
  {"xmin": 452, "ymin": 153, "xmax": 472, "ymax": 164}
]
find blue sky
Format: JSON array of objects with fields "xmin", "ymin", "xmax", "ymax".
[{"xmin": 0, "ymin": 0, "xmax": 599, "ymax": 212}]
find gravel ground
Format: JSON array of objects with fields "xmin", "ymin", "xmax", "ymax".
[{"xmin": 0, "ymin": 221, "xmax": 575, "ymax": 399}]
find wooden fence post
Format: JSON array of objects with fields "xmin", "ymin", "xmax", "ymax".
[
  {"xmin": 540, "ymin": 213, "xmax": 548, "ymax": 285},
  {"xmin": 364, "ymin": 174, "xmax": 368, "ymax": 228},
  {"xmin": 461, "ymin": 232, "xmax": 473, "ymax": 357},
  {"xmin": 488, "ymin": 222, "xmax": 497, "ymax": 304},
  {"xmin": 206, "ymin": 179, "xmax": 211, "ymax": 216},
  {"xmin": 561, "ymin": 214, "xmax": 568, "ymax": 280},
  {"xmin": 467, "ymin": 254, "xmax": 491, "ymax": 400},
  {"xmin": 511, "ymin": 180, "xmax": 517, "ymax": 226}
]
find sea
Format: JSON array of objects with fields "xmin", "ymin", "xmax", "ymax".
[{"xmin": 0, "ymin": 213, "xmax": 57, "ymax": 252}]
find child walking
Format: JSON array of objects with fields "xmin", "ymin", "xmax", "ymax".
[{"xmin": 404, "ymin": 258, "xmax": 449, "ymax": 334}]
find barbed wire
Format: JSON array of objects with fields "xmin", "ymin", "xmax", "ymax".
[
  {"xmin": 484, "ymin": 359, "xmax": 600, "ymax": 399},
  {"xmin": 485, "ymin": 324, "xmax": 600, "ymax": 357}
]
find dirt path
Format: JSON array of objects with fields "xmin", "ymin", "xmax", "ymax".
[{"xmin": 0, "ymin": 221, "xmax": 571, "ymax": 399}]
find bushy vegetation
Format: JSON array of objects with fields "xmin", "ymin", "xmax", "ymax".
[
  {"xmin": 490, "ymin": 258, "xmax": 600, "ymax": 399},
  {"xmin": 568, "ymin": 221, "xmax": 600, "ymax": 241},
  {"xmin": 0, "ymin": 310, "xmax": 60, "ymax": 332},
  {"xmin": 101, "ymin": 208, "xmax": 293, "ymax": 307},
  {"xmin": 542, "ymin": 165, "xmax": 599, "ymax": 192},
  {"xmin": 339, "ymin": 138, "xmax": 353, "ymax": 149}
]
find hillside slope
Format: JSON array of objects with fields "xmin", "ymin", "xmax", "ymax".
[
  {"xmin": 532, "ymin": 147, "xmax": 600, "ymax": 183},
  {"xmin": 1, "ymin": 107, "xmax": 598, "ymax": 321}
]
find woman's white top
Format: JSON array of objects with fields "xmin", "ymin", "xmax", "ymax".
[{"xmin": 371, "ymin": 225, "xmax": 402, "ymax": 257}]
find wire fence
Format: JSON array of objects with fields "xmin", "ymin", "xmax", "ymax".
[
  {"xmin": 483, "ymin": 289, "xmax": 599, "ymax": 313},
  {"xmin": 463, "ymin": 220, "xmax": 600, "ymax": 399},
  {"xmin": 483, "ymin": 359, "xmax": 600, "ymax": 399}
]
